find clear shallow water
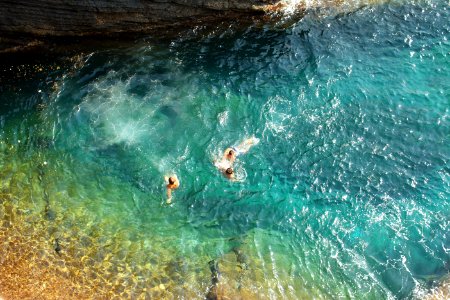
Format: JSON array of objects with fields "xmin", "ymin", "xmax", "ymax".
[{"xmin": 0, "ymin": 0, "xmax": 449, "ymax": 298}]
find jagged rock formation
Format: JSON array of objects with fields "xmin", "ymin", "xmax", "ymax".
[
  {"xmin": 0, "ymin": 0, "xmax": 284, "ymax": 53},
  {"xmin": 0, "ymin": 0, "xmax": 280, "ymax": 37}
]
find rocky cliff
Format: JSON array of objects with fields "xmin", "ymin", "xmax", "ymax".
[
  {"xmin": 0, "ymin": 0, "xmax": 280, "ymax": 37},
  {"xmin": 0, "ymin": 0, "xmax": 284, "ymax": 53}
]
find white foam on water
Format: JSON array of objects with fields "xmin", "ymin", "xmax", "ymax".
[
  {"xmin": 262, "ymin": 95, "xmax": 296, "ymax": 140},
  {"xmin": 78, "ymin": 74, "xmax": 158, "ymax": 148},
  {"xmin": 277, "ymin": 0, "xmax": 392, "ymax": 18},
  {"xmin": 281, "ymin": 0, "xmax": 305, "ymax": 14},
  {"xmin": 217, "ymin": 110, "xmax": 229, "ymax": 126}
]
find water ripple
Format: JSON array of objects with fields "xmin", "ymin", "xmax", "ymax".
[{"xmin": 0, "ymin": 0, "xmax": 449, "ymax": 298}]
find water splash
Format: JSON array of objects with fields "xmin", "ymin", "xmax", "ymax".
[{"xmin": 270, "ymin": 0, "xmax": 399, "ymax": 20}]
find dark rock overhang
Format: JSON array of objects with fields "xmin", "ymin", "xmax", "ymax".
[
  {"xmin": 0, "ymin": 0, "xmax": 295, "ymax": 53},
  {"xmin": 0, "ymin": 0, "xmax": 285, "ymax": 36}
]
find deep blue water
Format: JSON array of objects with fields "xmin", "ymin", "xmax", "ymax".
[{"xmin": 0, "ymin": 0, "xmax": 449, "ymax": 298}]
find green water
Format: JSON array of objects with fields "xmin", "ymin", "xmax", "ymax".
[{"xmin": 0, "ymin": 0, "xmax": 449, "ymax": 298}]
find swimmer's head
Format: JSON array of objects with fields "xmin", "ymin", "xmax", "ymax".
[
  {"xmin": 228, "ymin": 149, "xmax": 235, "ymax": 156},
  {"xmin": 225, "ymin": 168, "xmax": 234, "ymax": 175},
  {"xmin": 168, "ymin": 177, "xmax": 175, "ymax": 185}
]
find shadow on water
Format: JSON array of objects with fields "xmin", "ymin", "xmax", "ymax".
[{"xmin": 170, "ymin": 24, "xmax": 317, "ymax": 99}]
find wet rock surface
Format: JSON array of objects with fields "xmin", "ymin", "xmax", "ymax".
[
  {"xmin": 0, "ymin": 0, "xmax": 280, "ymax": 53},
  {"xmin": 205, "ymin": 246, "xmax": 262, "ymax": 299}
]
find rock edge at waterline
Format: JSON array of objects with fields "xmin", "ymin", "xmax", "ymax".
[{"xmin": 0, "ymin": 0, "xmax": 287, "ymax": 53}]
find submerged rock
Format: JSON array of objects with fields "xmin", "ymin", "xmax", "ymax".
[
  {"xmin": 44, "ymin": 208, "xmax": 56, "ymax": 221},
  {"xmin": 206, "ymin": 259, "xmax": 220, "ymax": 300},
  {"xmin": 205, "ymin": 247, "xmax": 255, "ymax": 299},
  {"xmin": 232, "ymin": 247, "xmax": 249, "ymax": 270},
  {"xmin": 54, "ymin": 238, "xmax": 61, "ymax": 255},
  {"xmin": 423, "ymin": 276, "xmax": 450, "ymax": 300}
]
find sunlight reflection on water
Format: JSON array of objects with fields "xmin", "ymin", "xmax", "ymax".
[{"xmin": 0, "ymin": 0, "xmax": 449, "ymax": 298}]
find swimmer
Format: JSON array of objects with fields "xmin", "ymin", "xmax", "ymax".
[
  {"xmin": 215, "ymin": 136, "xmax": 260, "ymax": 180},
  {"xmin": 224, "ymin": 167, "xmax": 235, "ymax": 180},
  {"xmin": 223, "ymin": 148, "xmax": 237, "ymax": 164},
  {"xmin": 222, "ymin": 136, "xmax": 260, "ymax": 162},
  {"xmin": 164, "ymin": 175, "xmax": 179, "ymax": 203}
]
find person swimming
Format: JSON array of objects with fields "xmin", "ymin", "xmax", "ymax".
[
  {"xmin": 224, "ymin": 148, "xmax": 237, "ymax": 163},
  {"xmin": 215, "ymin": 136, "xmax": 259, "ymax": 180},
  {"xmin": 164, "ymin": 175, "xmax": 179, "ymax": 203},
  {"xmin": 224, "ymin": 167, "xmax": 235, "ymax": 180}
]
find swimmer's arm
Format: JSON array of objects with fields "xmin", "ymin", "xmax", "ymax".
[
  {"xmin": 236, "ymin": 137, "xmax": 259, "ymax": 154},
  {"xmin": 166, "ymin": 187, "xmax": 172, "ymax": 200}
]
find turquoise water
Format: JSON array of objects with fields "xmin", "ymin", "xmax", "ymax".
[{"xmin": 0, "ymin": 0, "xmax": 449, "ymax": 298}]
